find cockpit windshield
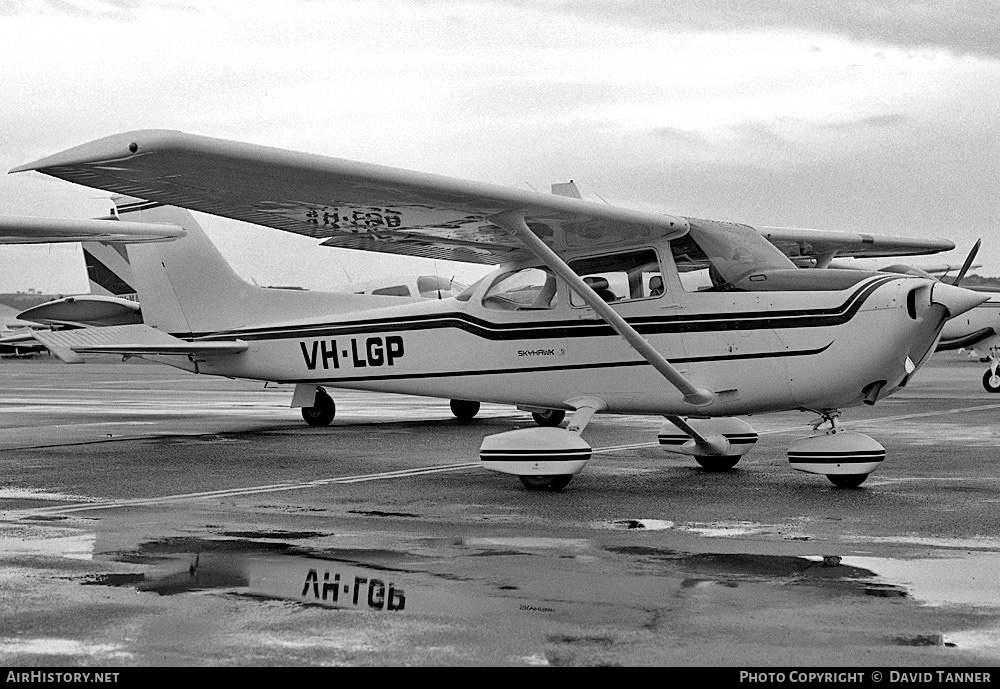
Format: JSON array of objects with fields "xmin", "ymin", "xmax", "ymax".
[{"xmin": 672, "ymin": 219, "xmax": 796, "ymax": 291}]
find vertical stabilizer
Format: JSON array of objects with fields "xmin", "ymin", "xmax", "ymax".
[
  {"xmin": 81, "ymin": 240, "xmax": 139, "ymax": 301},
  {"xmin": 111, "ymin": 198, "xmax": 395, "ymax": 337},
  {"xmin": 551, "ymin": 181, "xmax": 582, "ymax": 199},
  {"xmin": 113, "ymin": 199, "xmax": 258, "ymax": 336}
]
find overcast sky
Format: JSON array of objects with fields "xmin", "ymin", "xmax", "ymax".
[{"xmin": 2, "ymin": 0, "xmax": 998, "ymax": 293}]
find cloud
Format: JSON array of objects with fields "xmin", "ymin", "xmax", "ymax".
[
  {"xmin": 557, "ymin": 0, "xmax": 1000, "ymax": 59},
  {"xmin": 816, "ymin": 113, "xmax": 910, "ymax": 131},
  {"xmin": 1, "ymin": 0, "xmax": 997, "ymax": 290}
]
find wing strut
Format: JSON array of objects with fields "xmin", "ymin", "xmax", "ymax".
[{"xmin": 489, "ymin": 211, "xmax": 715, "ymax": 407}]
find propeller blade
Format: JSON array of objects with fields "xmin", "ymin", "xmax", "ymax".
[{"xmin": 951, "ymin": 239, "xmax": 982, "ymax": 286}]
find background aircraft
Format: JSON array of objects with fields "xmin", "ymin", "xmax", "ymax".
[
  {"xmin": 4, "ymin": 129, "xmax": 986, "ymax": 492},
  {"xmin": 0, "ymin": 304, "xmax": 49, "ymax": 357}
]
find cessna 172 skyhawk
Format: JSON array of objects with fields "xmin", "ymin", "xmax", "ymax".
[{"xmin": 6, "ymin": 129, "xmax": 987, "ymax": 490}]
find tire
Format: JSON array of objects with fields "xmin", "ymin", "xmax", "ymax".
[
  {"xmin": 519, "ymin": 474, "xmax": 573, "ymax": 491},
  {"xmin": 694, "ymin": 455, "xmax": 741, "ymax": 471},
  {"xmin": 450, "ymin": 399, "xmax": 481, "ymax": 420},
  {"xmin": 983, "ymin": 370, "xmax": 1000, "ymax": 393},
  {"xmin": 301, "ymin": 389, "xmax": 336, "ymax": 426},
  {"xmin": 828, "ymin": 473, "xmax": 868, "ymax": 488},
  {"xmin": 531, "ymin": 409, "xmax": 566, "ymax": 427}
]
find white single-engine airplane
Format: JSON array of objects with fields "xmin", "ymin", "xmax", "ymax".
[{"xmin": 5, "ymin": 130, "xmax": 987, "ymax": 490}]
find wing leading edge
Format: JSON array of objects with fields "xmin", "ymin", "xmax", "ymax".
[{"xmin": 0, "ymin": 216, "xmax": 185, "ymax": 244}]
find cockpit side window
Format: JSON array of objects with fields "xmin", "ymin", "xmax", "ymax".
[
  {"xmin": 416, "ymin": 275, "xmax": 465, "ymax": 298},
  {"xmin": 482, "ymin": 267, "xmax": 558, "ymax": 310},
  {"xmin": 568, "ymin": 249, "xmax": 663, "ymax": 307}
]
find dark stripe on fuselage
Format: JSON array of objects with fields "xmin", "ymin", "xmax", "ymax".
[
  {"xmin": 191, "ymin": 276, "xmax": 899, "ymax": 343},
  {"xmin": 282, "ymin": 342, "xmax": 832, "ymax": 384}
]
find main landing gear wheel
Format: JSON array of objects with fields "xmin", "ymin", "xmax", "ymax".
[
  {"xmin": 301, "ymin": 388, "xmax": 336, "ymax": 426},
  {"xmin": 518, "ymin": 474, "xmax": 573, "ymax": 491},
  {"xmin": 694, "ymin": 455, "xmax": 741, "ymax": 471},
  {"xmin": 827, "ymin": 473, "xmax": 868, "ymax": 488},
  {"xmin": 531, "ymin": 409, "xmax": 566, "ymax": 427},
  {"xmin": 983, "ymin": 370, "xmax": 1000, "ymax": 393},
  {"xmin": 450, "ymin": 399, "xmax": 481, "ymax": 420}
]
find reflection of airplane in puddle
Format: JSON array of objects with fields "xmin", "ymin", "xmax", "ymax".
[{"xmin": 4, "ymin": 129, "xmax": 987, "ymax": 490}]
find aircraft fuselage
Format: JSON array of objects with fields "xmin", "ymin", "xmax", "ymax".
[{"xmin": 189, "ymin": 260, "xmax": 949, "ymax": 418}]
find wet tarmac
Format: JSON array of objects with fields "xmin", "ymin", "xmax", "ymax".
[{"xmin": 2, "ymin": 354, "xmax": 1000, "ymax": 666}]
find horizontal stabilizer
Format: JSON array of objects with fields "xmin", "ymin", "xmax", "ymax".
[
  {"xmin": 0, "ymin": 216, "xmax": 185, "ymax": 244},
  {"xmin": 31, "ymin": 324, "xmax": 247, "ymax": 363},
  {"xmin": 0, "ymin": 330, "xmax": 41, "ymax": 345}
]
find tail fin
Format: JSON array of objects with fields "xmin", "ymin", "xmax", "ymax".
[
  {"xmin": 81, "ymin": 240, "xmax": 139, "ymax": 301},
  {"xmin": 112, "ymin": 197, "xmax": 391, "ymax": 336},
  {"xmin": 113, "ymin": 198, "xmax": 256, "ymax": 335}
]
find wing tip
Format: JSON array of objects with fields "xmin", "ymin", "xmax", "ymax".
[{"xmin": 9, "ymin": 129, "xmax": 186, "ymax": 175}]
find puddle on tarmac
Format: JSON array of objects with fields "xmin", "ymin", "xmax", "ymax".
[
  {"xmin": 596, "ymin": 519, "xmax": 675, "ymax": 531},
  {"xmin": 77, "ymin": 533, "xmax": 1000, "ymax": 625},
  {"xmin": 0, "ymin": 486, "xmax": 99, "ymax": 503},
  {"xmin": 0, "ymin": 530, "xmax": 96, "ymax": 560},
  {"xmin": 843, "ymin": 552, "xmax": 1000, "ymax": 608},
  {"xmin": 605, "ymin": 546, "xmax": 908, "ymax": 597},
  {"xmin": 593, "ymin": 518, "xmax": 807, "ymax": 539},
  {"xmin": 85, "ymin": 536, "xmax": 472, "ymax": 615},
  {"xmin": 0, "ymin": 637, "xmax": 133, "ymax": 660}
]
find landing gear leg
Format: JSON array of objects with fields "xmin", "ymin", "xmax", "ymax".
[
  {"xmin": 658, "ymin": 416, "xmax": 757, "ymax": 470},
  {"xmin": 480, "ymin": 398, "xmax": 605, "ymax": 492}
]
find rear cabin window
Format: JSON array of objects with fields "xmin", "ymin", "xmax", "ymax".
[
  {"xmin": 417, "ymin": 275, "xmax": 465, "ymax": 298},
  {"xmin": 568, "ymin": 249, "xmax": 663, "ymax": 307},
  {"xmin": 482, "ymin": 267, "xmax": 557, "ymax": 310},
  {"xmin": 370, "ymin": 285, "xmax": 412, "ymax": 297}
]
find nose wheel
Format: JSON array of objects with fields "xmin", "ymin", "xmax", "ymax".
[
  {"xmin": 983, "ymin": 370, "xmax": 1000, "ymax": 393},
  {"xmin": 519, "ymin": 475, "xmax": 573, "ymax": 491},
  {"xmin": 531, "ymin": 409, "xmax": 566, "ymax": 426},
  {"xmin": 788, "ymin": 411, "xmax": 884, "ymax": 488}
]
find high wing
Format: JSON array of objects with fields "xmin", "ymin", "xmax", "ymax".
[
  {"xmin": 10, "ymin": 129, "xmax": 689, "ymax": 263},
  {"xmin": 0, "ymin": 215, "xmax": 185, "ymax": 244},
  {"xmin": 761, "ymin": 226, "xmax": 954, "ymax": 267}
]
